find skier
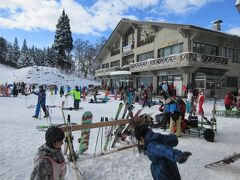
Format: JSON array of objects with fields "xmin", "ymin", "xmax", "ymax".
[
  {"xmin": 66, "ymin": 86, "xmax": 81, "ymax": 109},
  {"xmin": 32, "ymin": 85, "xmax": 49, "ymax": 119},
  {"xmin": 186, "ymin": 90, "xmax": 193, "ymax": 113},
  {"xmin": 31, "ymin": 127, "xmax": 66, "ymax": 180},
  {"xmin": 198, "ymin": 89, "xmax": 205, "ymax": 116},
  {"xmin": 59, "ymin": 86, "xmax": 64, "ymax": 97},
  {"xmin": 93, "ymin": 87, "xmax": 98, "ymax": 102},
  {"xmin": 224, "ymin": 92, "xmax": 234, "ymax": 111},
  {"xmin": 134, "ymin": 125, "xmax": 191, "ymax": 180},
  {"xmin": 165, "ymin": 97, "xmax": 181, "ymax": 137},
  {"xmin": 142, "ymin": 89, "xmax": 151, "ymax": 108}
]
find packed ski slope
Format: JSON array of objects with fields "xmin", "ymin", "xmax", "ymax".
[
  {"xmin": 0, "ymin": 64, "xmax": 100, "ymax": 87},
  {"xmin": 0, "ymin": 92, "xmax": 240, "ymax": 180}
]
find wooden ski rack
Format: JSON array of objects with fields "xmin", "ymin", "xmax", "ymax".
[{"xmin": 61, "ymin": 119, "xmax": 131, "ymax": 132}]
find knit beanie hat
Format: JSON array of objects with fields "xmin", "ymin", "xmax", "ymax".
[{"xmin": 45, "ymin": 127, "xmax": 65, "ymax": 148}]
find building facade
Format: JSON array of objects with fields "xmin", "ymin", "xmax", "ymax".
[{"xmin": 95, "ymin": 18, "xmax": 240, "ymax": 98}]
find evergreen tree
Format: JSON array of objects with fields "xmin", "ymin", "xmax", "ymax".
[
  {"xmin": 53, "ymin": 9, "xmax": 73, "ymax": 69},
  {"xmin": 18, "ymin": 39, "xmax": 30, "ymax": 68},
  {"xmin": 0, "ymin": 37, "xmax": 8, "ymax": 64},
  {"xmin": 46, "ymin": 47, "xmax": 57, "ymax": 67},
  {"xmin": 5, "ymin": 43, "xmax": 14, "ymax": 66},
  {"xmin": 29, "ymin": 46, "xmax": 36, "ymax": 66},
  {"xmin": 12, "ymin": 37, "xmax": 20, "ymax": 67},
  {"xmin": 34, "ymin": 47, "xmax": 45, "ymax": 66}
]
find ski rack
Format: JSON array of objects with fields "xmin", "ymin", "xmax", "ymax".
[{"xmin": 61, "ymin": 119, "xmax": 131, "ymax": 132}]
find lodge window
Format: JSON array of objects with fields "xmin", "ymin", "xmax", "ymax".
[
  {"xmin": 110, "ymin": 60, "xmax": 120, "ymax": 67},
  {"xmin": 226, "ymin": 77, "xmax": 238, "ymax": 87},
  {"xmin": 193, "ymin": 42, "xmax": 219, "ymax": 56},
  {"xmin": 136, "ymin": 77, "xmax": 153, "ymax": 90},
  {"xmin": 137, "ymin": 51, "xmax": 154, "ymax": 62},
  {"xmin": 158, "ymin": 43, "xmax": 183, "ymax": 58},
  {"xmin": 102, "ymin": 63, "xmax": 109, "ymax": 69},
  {"xmin": 223, "ymin": 47, "xmax": 240, "ymax": 63}
]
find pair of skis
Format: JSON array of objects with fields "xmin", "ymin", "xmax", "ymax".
[
  {"xmin": 60, "ymin": 101, "xmax": 93, "ymax": 179},
  {"xmin": 60, "ymin": 101, "xmax": 84, "ymax": 180},
  {"xmin": 103, "ymin": 102, "xmax": 124, "ymax": 151},
  {"xmin": 111, "ymin": 104, "xmax": 137, "ymax": 148}
]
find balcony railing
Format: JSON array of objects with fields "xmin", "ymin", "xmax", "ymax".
[
  {"xmin": 95, "ymin": 66, "xmax": 121, "ymax": 77},
  {"xmin": 130, "ymin": 52, "xmax": 229, "ymax": 72}
]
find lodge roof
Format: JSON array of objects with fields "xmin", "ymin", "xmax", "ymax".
[{"xmin": 95, "ymin": 18, "xmax": 240, "ymax": 62}]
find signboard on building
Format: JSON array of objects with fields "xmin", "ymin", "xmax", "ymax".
[{"xmin": 123, "ymin": 44, "xmax": 132, "ymax": 53}]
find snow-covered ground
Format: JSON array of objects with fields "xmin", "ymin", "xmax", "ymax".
[
  {"xmin": 0, "ymin": 64, "xmax": 239, "ymax": 180},
  {"xmin": 0, "ymin": 64, "xmax": 100, "ymax": 87},
  {"xmin": 0, "ymin": 92, "xmax": 240, "ymax": 180}
]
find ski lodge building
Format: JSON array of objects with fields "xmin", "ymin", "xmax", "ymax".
[{"xmin": 95, "ymin": 18, "xmax": 240, "ymax": 98}]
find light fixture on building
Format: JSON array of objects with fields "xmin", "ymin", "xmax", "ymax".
[{"xmin": 236, "ymin": 0, "xmax": 240, "ymax": 13}]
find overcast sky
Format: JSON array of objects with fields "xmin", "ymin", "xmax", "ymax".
[{"xmin": 0, "ymin": 0, "xmax": 239, "ymax": 48}]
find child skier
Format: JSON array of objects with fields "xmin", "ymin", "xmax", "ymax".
[
  {"xmin": 31, "ymin": 127, "xmax": 66, "ymax": 180},
  {"xmin": 134, "ymin": 125, "xmax": 191, "ymax": 180}
]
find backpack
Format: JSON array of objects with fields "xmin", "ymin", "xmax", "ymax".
[{"xmin": 176, "ymin": 98, "xmax": 186, "ymax": 113}]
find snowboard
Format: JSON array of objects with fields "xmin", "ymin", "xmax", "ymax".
[{"xmin": 78, "ymin": 111, "xmax": 93, "ymax": 154}]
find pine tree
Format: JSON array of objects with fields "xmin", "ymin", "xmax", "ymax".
[
  {"xmin": 18, "ymin": 39, "xmax": 30, "ymax": 68},
  {"xmin": 53, "ymin": 9, "xmax": 73, "ymax": 70},
  {"xmin": 12, "ymin": 37, "xmax": 20, "ymax": 68},
  {"xmin": 46, "ymin": 47, "xmax": 57, "ymax": 67},
  {"xmin": 0, "ymin": 37, "xmax": 8, "ymax": 64},
  {"xmin": 5, "ymin": 43, "xmax": 14, "ymax": 66}
]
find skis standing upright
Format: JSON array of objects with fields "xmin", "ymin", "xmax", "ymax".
[
  {"xmin": 103, "ymin": 102, "xmax": 124, "ymax": 151},
  {"xmin": 111, "ymin": 104, "xmax": 135, "ymax": 148},
  {"xmin": 120, "ymin": 108, "xmax": 143, "ymax": 141},
  {"xmin": 60, "ymin": 101, "xmax": 82, "ymax": 180}
]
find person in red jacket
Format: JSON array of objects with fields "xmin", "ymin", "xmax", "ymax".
[
  {"xmin": 198, "ymin": 90, "xmax": 205, "ymax": 116},
  {"xmin": 224, "ymin": 92, "xmax": 234, "ymax": 111}
]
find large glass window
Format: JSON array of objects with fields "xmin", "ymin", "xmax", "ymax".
[
  {"xmin": 137, "ymin": 51, "xmax": 154, "ymax": 62},
  {"xmin": 223, "ymin": 47, "xmax": 240, "ymax": 63},
  {"xmin": 102, "ymin": 63, "xmax": 109, "ymax": 69},
  {"xmin": 158, "ymin": 43, "xmax": 183, "ymax": 58},
  {"xmin": 193, "ymin": 42, "xmax": 219, "ymax": 56},
  {"xmin": 110, "ymin": 60, "xmax": 120, "ymax": 67},
  {"xmin": 226, "ymin": 77, "xmax": 238, "ymax": 87},
  {"xmin": 206, "ymin": 78, "xmax": 215, "ymax": 89},
  {"xmin": 137, "ymin": 77, "xmax": 153, "ymax": 90}
]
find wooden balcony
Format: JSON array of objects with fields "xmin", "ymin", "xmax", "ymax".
[
  {"xmin": 95, "ymin": 66, "xmax": 121, "ymax": 77},
  {"xmin": 130, "ymin": 52, "xmax": 229, "ymax": 72}
]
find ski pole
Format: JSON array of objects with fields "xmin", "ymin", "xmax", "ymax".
[{"xmin": 94, "ymin": 117, "xmax": 103, "ymax": 155}]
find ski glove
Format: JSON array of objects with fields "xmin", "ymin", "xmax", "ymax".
[{"xmin": 177, "ymin": 151, "xmax": 192, "ymax": 164}]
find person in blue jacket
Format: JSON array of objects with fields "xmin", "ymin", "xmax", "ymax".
[
  {"xmin": 32, "ymin": 85, "xmax": 49, "ymax": 119},
  {"xmin": 134, "ymin": 125, "xmax": 191, "ymax": 180},
  {"xmin": 165, "ymin": 97, "xmax": 182, "ymax": 137}
]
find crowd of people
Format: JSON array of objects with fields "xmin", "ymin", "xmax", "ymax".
[{"xmin": 2, "ymin": 80, "xmax": 239, "ymax": 180}]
